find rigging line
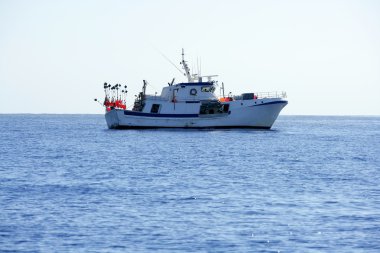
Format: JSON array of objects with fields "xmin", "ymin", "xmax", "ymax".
[
  {"xmin": 152, "ymin": 47, "xmax": 185, "ymax": 76},
  {"xmin": 146, "ymin": 81, "xmax": 158, "ymax": 91}
]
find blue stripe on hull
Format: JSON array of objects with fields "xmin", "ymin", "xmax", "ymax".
[
  {"xmin": 124, "ymin": 111, "xmax": 199, "ymax": 118},
  {"xmin": 253, "ymin": 101, "xmax": 288, "ymax": 107}
]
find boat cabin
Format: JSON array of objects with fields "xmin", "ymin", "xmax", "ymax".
[{"xmin": 132, "ymin": 81, "xmax": 229, "ymax": 116}]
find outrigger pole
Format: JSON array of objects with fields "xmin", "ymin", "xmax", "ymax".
[{"xmin": 155, "ymin": 48, "xmax": 185, "ymax": 76}]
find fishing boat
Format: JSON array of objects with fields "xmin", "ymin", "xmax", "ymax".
[{"xmin": 100, "ymin": 49, "xmax": 288, "ymax": 129}]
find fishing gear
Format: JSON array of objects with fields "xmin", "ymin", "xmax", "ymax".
[{"xmin": 100, "ymin": 82, "xmax": 127, "ymax": 111}]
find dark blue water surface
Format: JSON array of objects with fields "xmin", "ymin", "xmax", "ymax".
[{"xmin": 0, "ymin": 115, "xmax": 379, "ymax": 252}]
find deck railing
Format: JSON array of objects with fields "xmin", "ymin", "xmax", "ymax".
[
  {"xmin": 230, "ymin": 91, "xmax": 287, "ymax": 100},
  {"xmin": 254, "ymin": 91, "xmax": 287, "ymax": 99}
]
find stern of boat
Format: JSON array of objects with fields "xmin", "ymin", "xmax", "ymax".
[{"xmin": 105, "ymin": 109, "xmax": 121, "ymax": 129}]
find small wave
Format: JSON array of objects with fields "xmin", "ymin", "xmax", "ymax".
[{"xmin": 352, "ymin": 156, "xmax": 367, "ymax": 162}]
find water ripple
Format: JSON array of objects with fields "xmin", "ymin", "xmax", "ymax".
[{"xmin": 0, "ymin": 115, "xmax": 379, "ymax": 252}]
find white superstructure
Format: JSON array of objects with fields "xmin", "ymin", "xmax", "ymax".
[{"xmin": 103, "ymin": 50, "xmax": 287, "ymax": 129}]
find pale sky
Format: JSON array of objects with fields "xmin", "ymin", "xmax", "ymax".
[{"xmin": 1, "ymin": 0, "xmax": 379, "ymax": 115}]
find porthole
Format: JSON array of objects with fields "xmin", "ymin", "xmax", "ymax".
[{"xmin": 190, "ymin": 88, "xmax": 197, "ymax": 96}]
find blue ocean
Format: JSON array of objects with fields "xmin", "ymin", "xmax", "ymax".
[{"xmin": 0, "ymin": 115, "xmax": 379, "ymax": 252}]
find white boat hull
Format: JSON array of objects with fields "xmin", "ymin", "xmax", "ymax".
[{"xmin": 105, "ymin": 99, "xmax": 287, "ymax": 129}]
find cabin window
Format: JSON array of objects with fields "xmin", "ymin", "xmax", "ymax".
[
  {"xmin": 150, "ymin": 104, "xmax": 160, "ymax": 113},
  {"xmin": 201, "ymin": 86, "xmax": 215, "ymax": 92},
  {"xmin": 223, "ymin": 104, "xmax": 230, "ymax": 112}
]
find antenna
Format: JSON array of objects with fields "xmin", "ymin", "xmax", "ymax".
[
  {"xmin": 196, "ymin": 56, "xmax": 202, "ymax": 82},
  {"xmin": 199, "ymin": 57, "xmax": 202, "ymax": 77},
  {"xmin": 142, "ymin": 80, "xmax": 147, "ymax": 96},
  {"xmin": 196, "ymin": 57, "xmax": 199, "ymax": 77},
  {"xmin": 168, "ymin": 78, "xmax": 175, "ymax": 86}
]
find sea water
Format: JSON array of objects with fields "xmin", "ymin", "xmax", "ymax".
[{"xmin": 0, "ymin": 115, "xmax": 379, "ymax": 252}]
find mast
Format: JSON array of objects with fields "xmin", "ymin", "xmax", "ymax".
[
  {"xmin": 181, "ymin": 48, "xmax": 192, "ymax": 82},
  {"xmin": 142, "ymin": 80, "xmax": 147, "ymax": 96}
]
